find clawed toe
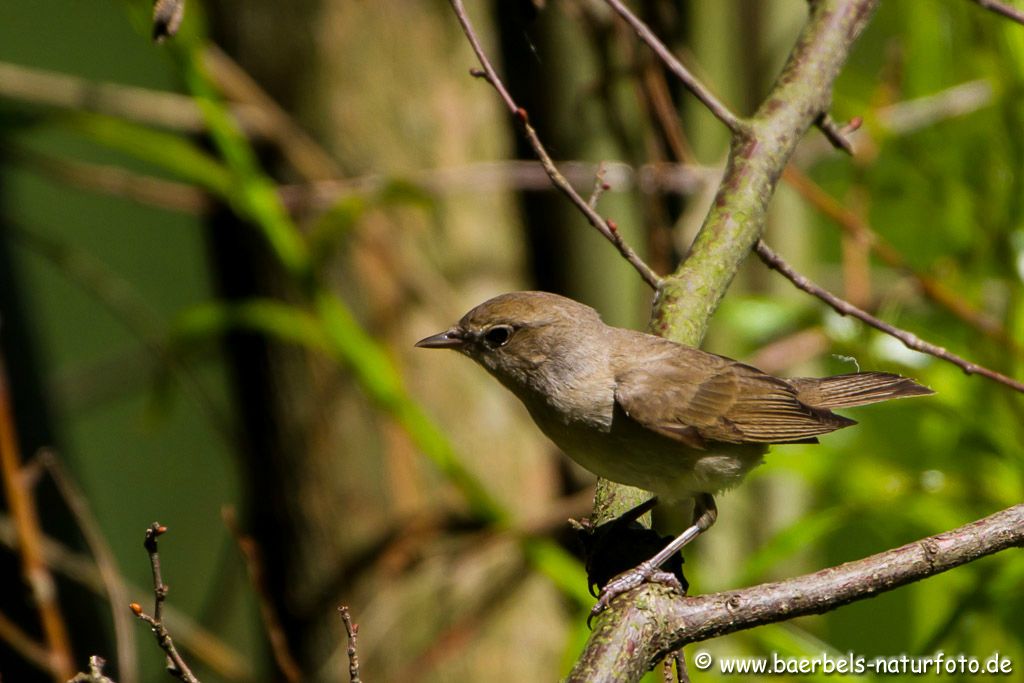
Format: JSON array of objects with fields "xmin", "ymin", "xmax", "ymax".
[{"xmin": 589, "ymin": 563, "xmax": 685, "ymax": 621}]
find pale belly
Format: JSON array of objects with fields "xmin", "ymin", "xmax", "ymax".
[{"xmin": 531, "ymin": 406, "xmax": 767, "ymax": 502}]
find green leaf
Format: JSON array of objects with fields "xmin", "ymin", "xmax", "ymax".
[
  {"xmin": 62, "ymin": 112, "xmax": 233, "ymax": 196},
  {"xmin": 171, "ymin": 299, "xmax": 329, "ymax": 352}
]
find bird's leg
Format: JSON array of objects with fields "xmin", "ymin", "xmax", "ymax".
[{"xmin": 591, "ymin": 493, "xmax": 717, "ymax": 617}]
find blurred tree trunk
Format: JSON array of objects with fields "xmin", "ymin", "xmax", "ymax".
[{"xmin": 208, "ymin": 3, "xmax": 564, "ymax": 680}]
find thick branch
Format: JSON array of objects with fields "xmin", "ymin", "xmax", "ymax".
[
  {"xmin": 592, "ymin": 0, "xmax": 878, "ymax": 521},
  {"xmin": 569, "ymin": 504, "xmax": 1024, "ymax": 681}
]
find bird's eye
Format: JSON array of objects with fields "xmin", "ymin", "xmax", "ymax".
[{"xmin": 483, "ymin": 325, "xmax": 514, "ymax": 348}]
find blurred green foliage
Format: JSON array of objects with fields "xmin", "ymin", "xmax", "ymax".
[{"xmin": 1, "ymin": 1, "xmax": 1022, "ymax": 681}]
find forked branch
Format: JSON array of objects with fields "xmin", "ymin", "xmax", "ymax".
[{"xmin": 569, "ymin": 504, "xmax": 1024, "ymax": 681}]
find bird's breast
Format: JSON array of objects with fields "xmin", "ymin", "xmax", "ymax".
[{"xmin": 524, "ymin": 393, "xmax": 767, "ymax": 501}]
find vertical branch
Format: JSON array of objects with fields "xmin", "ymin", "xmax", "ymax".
[
  {"xmin": 132, "ymin": 523, "xmax": 200, "ymax": 683},
  {"xmin": 0, "ymin": 354, "xmax": 74, "ymax": 681},
  {"xmin": 339, "ymin": 606, "xmax": 361, "ymax": 683}
]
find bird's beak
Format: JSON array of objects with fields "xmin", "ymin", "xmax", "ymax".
[{"xmin": 415, "ymin": 328, "xmax": 465, "ymax": 349}]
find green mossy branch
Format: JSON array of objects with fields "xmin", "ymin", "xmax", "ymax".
[
  {"xmin": 653, "ymin": 0, "xmax": 880, "ymax": 348},
  {"xmin": 575, "ymin": 0, "xmax": 881, "ymax": 679}
]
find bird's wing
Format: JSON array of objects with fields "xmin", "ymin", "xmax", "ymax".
[{"xmin": 613, "ymin": 344, "xmax": 855, "ymax": 446}]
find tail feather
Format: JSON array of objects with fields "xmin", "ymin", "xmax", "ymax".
[{"xmin": 788, "ymin": 372, "xmax": 934, "ymax": 410}]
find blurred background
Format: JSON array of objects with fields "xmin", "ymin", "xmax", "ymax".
[{"xmin": 1, "ymin": 1, "xmax": 1022, "ymax": 681}]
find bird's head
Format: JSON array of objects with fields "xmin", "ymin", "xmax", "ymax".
[{"xmin": 416, "ymin": 291, "xmax": 603, "ymax": 391}]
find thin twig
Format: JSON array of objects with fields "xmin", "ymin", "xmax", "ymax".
[
  {"xmin": 132, "ymin": 523, "xmax": 200, "ymax": 683},
  {"xmin": 5, "ymin": 143, "xmax": 210, "ymax": 214},
  {"xmin": 602, "ymin": 0, "xmax": 746, "ymax": 134},
  {"xmin": 144, "ymin": 524, "xmax": 169, "ymax": 623},
  {"xmin": 662, "ymin": 649, "xmax": 689, "ymax": 683},
  {"xmin": 0, "ymin": 354, "xmax": 74, "ymax": 682},
  {"xmin": 281, "ymin": 160, "xmax": 714, "ymax": 212},
  {"xmin": 0, "ymin": 61, "xmax": 270, "ymax": 135},
  {"xmin": 35, "ymin": 450, "xmax": 137, "ymax": 683},
  {"xmin": 815, "ymin": 113, "xmax": 859, "ymax": 155},
  {"xmin": 587, "ymin": 162, "xmax": 611, "ymax": 209},
  {"xmin": 571, "ymin": 503, "xmax": 1024, "ymax": 680},
  {"xmin": 338, "ymin": 606, "xmax": 362, "ymax": 683},
  {"xmin": 605, "ymin": 5, "xmax": 861, "ymax": 168},
  {"xmin": 69, "ymin": 655, "xmax": 117, "ymax": 683},
  {"xmin": 0, "ymin": 513, "xmax": 251, "ymax": 681},
  {"xmin": 779, "ymin": 165, "xmax": 1024, "ymax": 357},
  {"xmin": 152, "ymin": 0, "xmax": 186, "ymax": 42},
  {"xmin": 222, "ymin": 507, "xmax": 302, "ymax": 683},
  {"xmin": 448, "ymin": 0, "xmax": 662, "ymax": 290},
  {"xmin": 969, "ymin": 0, "xmax": 1024, "ymax": 25},
  {"xmin": 754, "ymin": 240, "xmax": 1024, "ymax": 393}
]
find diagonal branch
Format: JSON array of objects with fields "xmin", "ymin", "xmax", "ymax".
[
  {"xmin": 570, "ymin": 504, "xmax": 1024, "ymax": 680},
  {"xmin": 969, "ymin": 0, "xmax": 1024, "ymax": 25},
  {"xmin": 593, "ymin": 0, "xmax": 880, "ymax": 528},
  {"xmin": 754, "ymin": 240, "xmax": 1024, "ymax": 393},
  {"xmin": 447, "ymin": 0, "xmax": 663, "ymax": 290},
  {"xmin": 652, "ymin": 0, "xmax": 880, "ymax": 347},
  {"xmin": 780, "ymin": 166, "xmax": 1024, "ymax": 357},
  {"xmin": 602, "ymin": 0, "xmax": 746, "ymax": 134},
  {"xmin": 0, "ymin": 355, "xmax": 74, "ymax": 682}
]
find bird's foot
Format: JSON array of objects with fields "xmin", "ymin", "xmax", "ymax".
[{"xmin": 590, "ymin": 561, "xmax": 684, "ymax": 619}]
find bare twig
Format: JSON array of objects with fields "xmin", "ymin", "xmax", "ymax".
[
  {"xmin": 0, "ymin": 513, "xmax": 251, "ymax": 681},
  {"xmin": 754, "ymin": 240, "xmax": 1024, "ymax": 393},
  {"xmin": 662, "ymin": 649, "xmax": 688, "ymax": 683},
  {"xmin": 779, "ymin": 165, "xmax": 1024, "ymax": 356},
  {"xmin": 602, "ymin": 0, "xmax": 746, "ymax": 134},
  {"xmin": 969, "ymin": 0, "xmax": 1024, "ymax": 25},
  {"xmin": 0, "ymin": 354, "xmax": 74, "ymax": 682},
  {"xmin": 338, "ymin": 606, "xmax": 362, "ymax": 683},
  {"xmin": 875, "ymin": 80, "xmax": 993, "ymax": 135},
  {"xmin": 222, "ymin": 507, "xmax": 302, "ymax": 683},
  {"xmin": 815, "ymin": 113, "xmax": 859, "ymax": 154},
  {"xmin": 448, "ymin": 0, "xmax": 662, "ymax": 290},
  {"xmin": 571, "ymin": 504, "xmax": 1024, "ymax": 680},
  {"xmin": 70, "ymin": 655, "xmax": 117, "ymax": 683},
  {"xmin": 5, "ymin": 143, "xmax": 210, "ymax": 214},
  {"xmin": 587, "ymin": 162, "xmax": 611, "ymax": 209},
  {"xmin": 0, "ymin": 61, "xmax": 269, "ymax": 134},
  {"xmin": 280, "ymin": 160, "xmax": 714, "ymax": 213},
  {"xmin": 651, "ymin": 0, "xmax": 880, "ymax": 344},
  {"xmin": 35, "ymin": 450, "xmax": 137, "ymax": 683},
  {"xmin": 131, "ymin": 523, "xmax": 200, "ymax": 683},
  {"xmin": 153, "ymin": 0, "xmax": 186, "ymax": 42}
]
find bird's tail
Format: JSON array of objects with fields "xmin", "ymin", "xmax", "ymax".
[{"xmin": 788, "ymin": 372, "xmax": 934, "ymax": 410}]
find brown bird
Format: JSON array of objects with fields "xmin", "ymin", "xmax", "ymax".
[{"xmin": 417, "ymin": 291, "xmax": 933, "ymax": 612}]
